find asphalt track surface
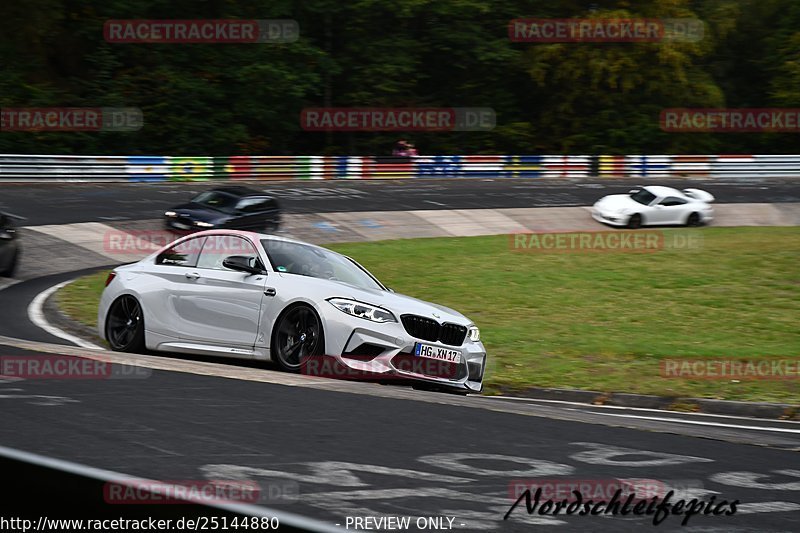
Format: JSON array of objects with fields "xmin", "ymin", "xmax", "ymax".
[
  {"xmin": 2, "ymin": 177, "xmax": 800, "ymax": 225},
  {"xmin": 0, "ymin": 267, "xmax": 113, "ymax": 344},
  {"xmin": 1, "ymin": 177, "xmax": 799, "ymax": 531},
  {"xmin": 1, "ymin": 343, "xmax": 799, "ymax": 532}
]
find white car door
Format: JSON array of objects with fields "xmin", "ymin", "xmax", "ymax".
[
  {"xmin": 650, "ymin": 196, "xmax": 689, "ymax": 225},
  {"xmin": 175, "ymin": 235, "xmax": 271, "ymax": 348},
  {"xmin": 141, "ymin": 236, "xmax": 207, "ymax": 340}
]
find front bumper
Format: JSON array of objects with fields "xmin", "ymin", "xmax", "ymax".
[
  {"xmin": 591, "ymin": 208, "xmax": 628, "ymax": 227},
  {"xmin": 315, "ymin": 313, "xmax": 487, "ymax": 393},
  {"xmin": 164, "ymin": 217, "xmax": 215, "ymax": 232}
]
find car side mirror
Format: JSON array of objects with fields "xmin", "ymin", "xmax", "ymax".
[{"xmin": 222, "ymin": 255, "xmax": 265, "ymax": 275}]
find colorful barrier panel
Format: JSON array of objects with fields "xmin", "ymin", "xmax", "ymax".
[{"xmin": 0, "ymin": 154, "xmax": 797, "ymax": 181}]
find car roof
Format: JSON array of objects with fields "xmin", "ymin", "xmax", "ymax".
[
  {"xmin": 190, "ymin": 229, "xmax": 327, "ymax": 251},
  {"xmin": 208, "ymin": 186, "xmax": 265, "ymax": 198},
  {"xmin": 642, "ymin": 185, "xmax": 682, "ymax": 197}
]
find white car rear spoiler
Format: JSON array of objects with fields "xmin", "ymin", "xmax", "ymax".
[{"xmin": 683, "ymin": 188, "xmax": 715, "ymax": 203}]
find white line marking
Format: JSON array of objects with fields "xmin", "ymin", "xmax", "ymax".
[
  {"xmin": 27, "ymin": 280, "xmax": 103, "ymax": 350},
  {"xmin": 589, "ymin": 412, "xmax": 800, "ymax": 434},
  {"xmin": 737, "ymin": 501, "xmax": 800, "ymax": 514},
  {"xmin": 484, "ymin": 395, "xmax": 800, "ymax": 425}
]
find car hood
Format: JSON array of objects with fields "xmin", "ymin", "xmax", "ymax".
[
  {"xmin": 281, "ymin": 274, "xmax": 473, "ymax": 326},
  {"xmin": 168, "ymin": 202, "xmax": 231, "ymax": 223},
  {"xmin": 594, "ymin": 194, "xmax": 644, "ymax": 212}
]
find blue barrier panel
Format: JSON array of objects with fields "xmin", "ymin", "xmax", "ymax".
[
  {"xmin": 126, "ymin": 156, "xmax": 168, "ymax": 182},
  {"xmin": 417, "ymin": 156, "xmax": 462, "ymax": 177}
]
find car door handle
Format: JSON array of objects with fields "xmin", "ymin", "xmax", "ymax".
[
  {"xmin": 185, "ymin": 272, "xmax": 201, "ymax": 280},
  {"xmin": 264, "ymin": 287, "xmax": 276, "ymax": 297}
]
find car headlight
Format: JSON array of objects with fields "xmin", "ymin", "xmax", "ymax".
[
  {"xmin": 327, "ymin": 298, "xmax": 396, "ymax": 323},
  {"xmin": 194, "ymin": 221, "xmax": 214, "ymax": 228},
  {"xmin": 164, "ymin": 211, "xmax": 177, "ymax": 217},
  {"xmin": 467, "ymin": 326, "xmax": 480, "ymax": 342}
]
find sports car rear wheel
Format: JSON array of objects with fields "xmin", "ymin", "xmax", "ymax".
[
  {"xmin": 627, "ymin": 214, "xmax": 642, "ymax": 229},
  {"xmin": 0, "ymin": 249, "xmax": 18, "ymax": 278},
  {"xmin": 106, "ymin": 295, "xmax": 146, "ymax": 352},
  {"xmin": 686, "ymin": 212, "xmax": 701, "ymax": 227},
  {"xmin": 272, "ymin": 304, "xmax": 324, "ymax": 372}
]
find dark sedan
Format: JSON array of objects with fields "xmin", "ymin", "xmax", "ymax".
[
  {"xmin": 0, "ymin": 212, "xmax": 21, "ymax": 277},
  {"xmin": 164, "ymin": 186, "xmax": 281, "ymax": 233}
]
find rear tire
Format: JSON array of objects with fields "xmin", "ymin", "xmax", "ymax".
[
  {"xmin": 627, "ymin": 214, "xmax": 642, "ymax": 229},
  {"xmin": 686, "ymin": 212, "xmax": 701, "ymax": 227},
  {"xmin": 0, "ymin": 249, "xmax": 18, "ymax": 278},
  {"xmin": 106, "ymin": 295, "xmax": 146, "ymax": 353}
]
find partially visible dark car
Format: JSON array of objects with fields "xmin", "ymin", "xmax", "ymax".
[
  {"xmin": 164, "ymin": 186, "xmax": 281, "ymax": 233},
  {"xmin": 0, "ymin": 212, "xmax": 21, "ymax": 277}
]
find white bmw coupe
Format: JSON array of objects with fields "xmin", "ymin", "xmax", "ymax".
[
  {"xmin": 592, "ymin": 186, "xmax": 715, "ymax": 229},
  {"xmin": 98, "ymin": 230, "xmax": 486, "ymax": 393}
]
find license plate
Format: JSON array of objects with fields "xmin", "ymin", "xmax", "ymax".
[
  {"xmin": 171, "ymin": 221, "xmax": 190, "ymax": 229},
  {"xmin": 414, "ymin": 343, "xmax": 462, "ymax": 363}
]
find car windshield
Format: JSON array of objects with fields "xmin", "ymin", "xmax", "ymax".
[
  {"xmin": 191, "ymin": 191, "xmax": 239, "ymax": 213},
  {"xmin": 630, "ymin": 189, "xmax": 657, "ymax": 206},
  {"xmin": 261, "ymin": 239, "xmax": 384, "ymax": 291}
]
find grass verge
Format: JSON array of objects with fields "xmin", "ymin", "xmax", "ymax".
[{"xmin": 57, "ymin": 227, "xmax": 800, "ymax": 403}]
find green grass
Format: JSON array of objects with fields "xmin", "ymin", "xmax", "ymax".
[
  {"xmin": 56, "ymin": 271, "xmax": 109, "ymax": 329},
  {"xmin": 58, "ymin": 228, "xmax": 800, "ymax": 403}
]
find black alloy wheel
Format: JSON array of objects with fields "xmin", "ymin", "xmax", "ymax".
[
  {"xmin": 106, "ymin": 295, "xmax": 146, "ymax": 352},
  {"xmin": 273, "ymin": 305, "xmax": 324, "ymax": 372}
]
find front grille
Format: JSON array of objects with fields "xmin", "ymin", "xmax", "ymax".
[
  {"xmin": 440, "ymin": 323, "xmax": 468, "ymax": 346},
  {"xmin": 400, "ymin": 315, "xmax": 467, "ymax": 346},
  {"xmin": 401, "ymin": 315, "xmax": 440, "ymax": 342}
]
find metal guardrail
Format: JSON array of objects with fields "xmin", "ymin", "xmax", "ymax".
[{"xmin": 0, "ymin": 154, "xmax": 798, "ymax": 181}]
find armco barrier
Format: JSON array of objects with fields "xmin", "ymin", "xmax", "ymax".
[{"xmin": 0, "ymin": 154, "xmax": 797, "ymax": 181}]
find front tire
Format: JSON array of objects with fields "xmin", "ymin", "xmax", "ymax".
[
  {"xmin": 271, "ymin": 304, "xmax": 325, "ymax": 372},
  {"xmin": 627, "ymin": 214, "xmax": 642, "ymax": 229},
  {"xmin": 106, "ymin": 295, "xmax": 146, "ymax": 352}
]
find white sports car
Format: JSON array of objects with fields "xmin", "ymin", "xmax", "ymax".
[
  {"xmin": 592, "ymin": 186, "xmax": 715, "ymax": 228},
  {"xmin": 97, "ymin": 230, "xmax": 486, "ymax": 393}
]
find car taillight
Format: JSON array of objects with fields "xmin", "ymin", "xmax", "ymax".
[{"xmin": 105, "ymin": 272, "xmax": 117, "ymax": 287}]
